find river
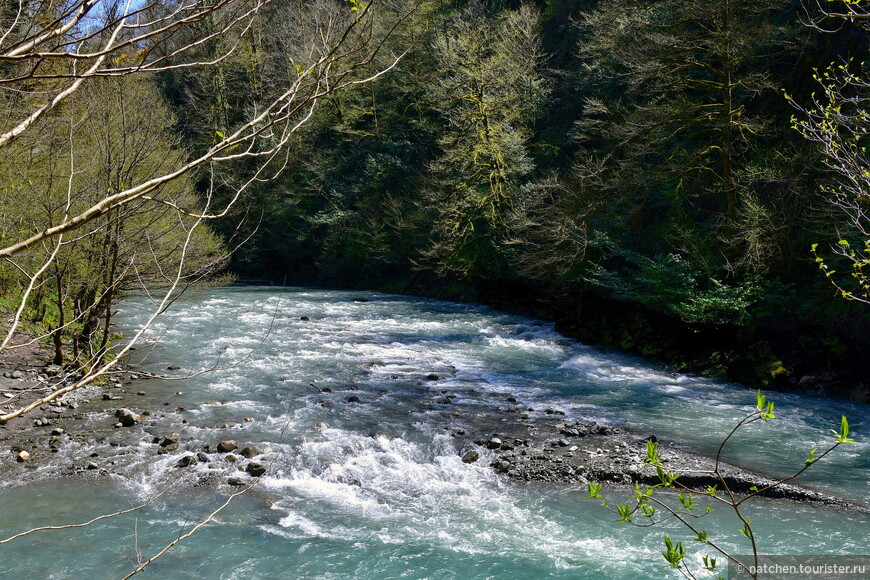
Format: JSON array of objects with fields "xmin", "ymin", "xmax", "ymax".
[{"xmin": 0, "ymin": 286, "xmax": 868, "ymax": 579}]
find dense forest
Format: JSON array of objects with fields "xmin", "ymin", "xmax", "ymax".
[{"xmin": 1, "ymin": 0, "xmax": 869, "ymax": 401}]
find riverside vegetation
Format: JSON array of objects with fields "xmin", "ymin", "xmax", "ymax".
[
  {"xmin": 0, "ymin": 0, "xmax": 869, "ymax": 577},
  {"xmin": 1, "ymin": 0, "xmax": 869, "ymax": 396}
]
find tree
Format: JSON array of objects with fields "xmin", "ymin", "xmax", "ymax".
[
  {"xmin": 567, "ymin": 0, "xmax": 820, "ymax": 290},
  {"xmin": 0, "ymin": 73, "xmax": 227, "ymax": 368},
  {"xmin": 576, "ymin": 0, "xmax": 795, "ymax": 220},
  {"xmin": 423, "ymin": 1, "xmax": 548, "ymax": 279},
  {"xmin": 789, "ymin": 5, "xmax": 870, "ymax": 304},
  {"xmin": 0, "ymin": 0, "xmax": 413, "ymax": 421}
]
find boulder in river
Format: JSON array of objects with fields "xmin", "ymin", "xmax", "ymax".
[
  {"xmin": 176, "ymin": 455, "xmax": 198, "ymax": 468},
  {"xmin": 114, "ymin": 408, "xmax": 139, "ymax": 427},
  {"xmin": 16, "ymin": 450, "xmax": 30, "ymax": 462},
  {"xmin": 239, "ymin": 446, "xmax": 259, "ymax": 458},
  {"xmin": 461, "ymin": 450, "xmax": 480, "ymax": 464},
  {"xmin": 245, "ymin": 462, "xmax": 267, "ymax": 477},
  {"xmin": 217, "ymin": 440, "xmax": 238, "ymax": 453}
]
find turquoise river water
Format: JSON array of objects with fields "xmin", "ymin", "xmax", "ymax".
[{"xmin": 0, "ymin": 287, "xmax": 868, "ymax": 579}]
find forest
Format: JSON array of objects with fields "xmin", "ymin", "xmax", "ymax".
[
  {"xmin": 0, "ymin": 2, "xmax": 869, "ymax": 577},
  {"xmin": 1, "ymin": 0, "xmax": 869, "ymax": 402}
]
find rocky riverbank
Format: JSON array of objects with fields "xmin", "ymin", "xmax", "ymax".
[
  {"xmin": 0, "ymin": 331, "xmax": 75, "ymax": 449},
  {"xmin": 448, "ymin": 404, "xmax": 863, "ymax": 509}
]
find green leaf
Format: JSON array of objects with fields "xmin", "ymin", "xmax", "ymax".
[
  {"xmin": 832, "ymin": 415, "xmax": 855, "ymax": 444},
  {"xmin": 678, "ymin": 492, "xmax": 697, "ymax": 510},
  {"xmin": 645, "ymin": 439, "xmax": 662, "ymax": 464},
  {"xmin": 616, "ymin": 503, "xmax": 633, "ymax": 524},
  {"xmin": 661, "ymin": 536, "xmax": 686, "ymax": 568},
  {"xmin": 702, "ymin": 554, "xmax": 718, "ymax": 571},
  {"xmin": 586, "ymin": 481, "xmax": 603, "ymax": 499}
]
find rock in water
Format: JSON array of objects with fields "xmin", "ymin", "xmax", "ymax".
[
  {"xmin": 176, "ymin": 455, "xmax": 198, "ymax": 468},
  {"xmin": 16, "ymin": 450, "xmax": 30, "ymax": 462},
  {"xmin": 461, "ymin": 450, "xmax": 480, "ymax": 464},
  {"xmin": 114, "ymin": 408, "xmax": 139, "ymax": 427},
  {"xmin": 245, "ymin": 462, "xmax": 267, "ymax": 477},
  {"xmin": 217, "ymin": 440, "xmax": 238, "ymax": 453},
  {"xmin": 239, "ymin": 446, "xmax": 259, "ymax": 458}
]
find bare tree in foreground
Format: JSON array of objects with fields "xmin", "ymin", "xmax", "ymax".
[
  {"xmin": 788, "ymin": 1, "xmax": 870, "ymax": 303},
  {"xmin": 0, "ymin": 0, "xmax": 414, "ymax": 422}
]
